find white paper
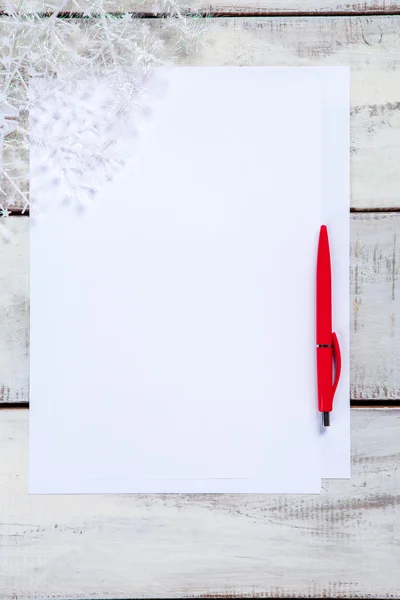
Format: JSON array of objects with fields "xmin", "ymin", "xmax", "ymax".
[
  {"xmin": 260, "ymin": 66, "xmax": 350, "ymax": 479},
  {"xmin": 30, "ymin": 67, "xmax": 350, "ymax": 494},
  {"xmin": 270, "ymin": 67, "xmax": 350, "ymax": 479},
  {"xmin": 319, "ymin": 67, "xmax": 351, "ymax": 478}
]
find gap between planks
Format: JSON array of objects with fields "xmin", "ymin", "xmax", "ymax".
[
  {"xmin": 351, "ymin": 207, "xmax": 400, "ymax": 213},
  {"xmin": 5, "ymin": 208, "xmax": 400, "ymax": 217},
  {"xmin": 2, "ymin": 401, "xmax": 400, "ymax": 409}
]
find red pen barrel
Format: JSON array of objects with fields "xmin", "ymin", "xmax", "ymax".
[
  {"xmin": 316, "ymin": 225, "xmax": 334, "ymax": 422},
  {"xmin": 316, "ymin": 225, "xmax": 332, "ymax": 345},
  {"xmin": 317, "ymin": 345, "xmax": 333, "ymax": 412}
]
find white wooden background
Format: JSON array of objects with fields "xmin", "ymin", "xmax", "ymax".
[{"xmin": 1, "ymin": 3, "xmax": 400, "ymax": 599}]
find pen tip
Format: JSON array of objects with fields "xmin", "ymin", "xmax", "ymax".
[{"xmin": 323, "ymin": 412, "xmax": 330, "ymax": 427}]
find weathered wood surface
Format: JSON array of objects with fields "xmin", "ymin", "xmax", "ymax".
[
  {"xmin": 1, "ymin": 214, "xmax": 399, "ymax": 403},
  {"xmin": 0, "ymin": 218, "xmax": 29, "ymax": 404},
  {"xmin": 0, "ymin": 408, "xmax": 399, "ymax": 599},
  {"xmin": 1, "ymin": 0, "xmax": 399, "ymax": 15},
  {"xmin": 3, "ymin": 16, "xmax": 400, "ymax": 211},
  {"xmin": 122, "ymin": 0, "xmax": 400, "ymax": 13},
  {"xmin": 351, "ymin": 214, "xmax": 400, "ymax": 399}
]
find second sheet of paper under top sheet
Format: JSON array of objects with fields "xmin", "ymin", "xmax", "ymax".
[{"xmin": 30, "ymin": 68, "xmax": 324, "ymax": 493}]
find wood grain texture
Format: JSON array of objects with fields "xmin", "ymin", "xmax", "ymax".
[
  {"xmin": 3, "ymin": 16, "xmax": 400, "ymax": 211},
  {"xmin": 0, "ymin": 408, "xmax": 399, "ymax": 599},
  {"xmin": 351, "ymin": 214, "xmax": 400, "ymax": 399},
  {"xmin": 121, "ymin": 0, "xmax": 400, "ymax": 14},
  {"xmin": 0, "ymin": 218, "xmax": 29, "ymax": 404},
  {"xmin": 1, "ymin": 0, "xmax": 399, "ymax": 15},
  {"xmin": 1, "ymin": 214, "xmax": 400, "ymax": 402}
]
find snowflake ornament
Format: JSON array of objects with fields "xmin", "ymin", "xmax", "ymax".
[{"xmin": 0, "ymin": 0, "xmax": 206, "ymax": 218}]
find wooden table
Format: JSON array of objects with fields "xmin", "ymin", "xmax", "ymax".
[{"xmin": 1, "ymin": 2, "xmax": 400, "ymax": 598}]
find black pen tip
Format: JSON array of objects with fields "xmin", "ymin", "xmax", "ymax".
[{"xmin": 323, "ymin": 412, "xmax": 330, "ymax": 427}]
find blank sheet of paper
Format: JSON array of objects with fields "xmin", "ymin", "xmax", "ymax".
[
  {"xmin": 30, "ymin": 67, "xmax": 331, "ymax": 494},
  {"xmin": 319, "ymin": 67, "xmax": 350, "ymax": 478}
]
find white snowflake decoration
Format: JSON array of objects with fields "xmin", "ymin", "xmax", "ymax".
[{"xmin": 0, "ymin": 1, "xmax": 206, "ymax": 216}]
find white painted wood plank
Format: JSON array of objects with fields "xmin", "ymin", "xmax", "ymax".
[
  {"xmin": 1, "ymin": 0, "xmax": 399, "ymax": 15},
  {"xmin": 3, "ymin": 16, "xmax": 400, "ymax": 211},
  {"xmin": 123, "ymin": 0, "xmax": 400, "ymax": 13},
  {"xmin": 0, "ymin": 218, "xmax": 29, "ymax": 403},
  {"xmin": 351, "ymin": 213, "xmax": 400, "ymax": 399},
  {"xmin": 0, "ymin": 408, "xmax": 399, "ymax": 599},
  {"xmin": 1, "ymin": 214, "xmax": 400, "ymax": 402}
]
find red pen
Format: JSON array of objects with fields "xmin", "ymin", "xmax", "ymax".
[{"xmin": 316, "ymin": 225, "xmax": 342, "ymax": 427}]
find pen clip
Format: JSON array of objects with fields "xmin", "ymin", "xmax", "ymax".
[{"xmin": 332, "ymin": 332, "xmax": 341, "ymax": 398}]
